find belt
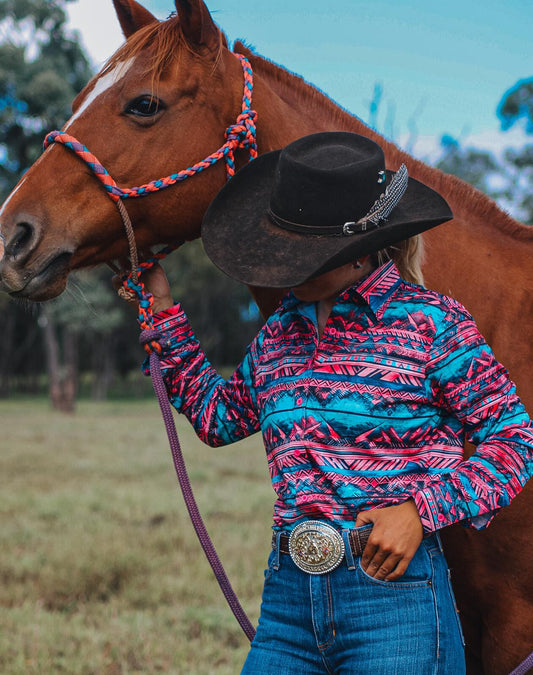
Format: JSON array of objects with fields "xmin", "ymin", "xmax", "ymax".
[{"xmin": 272, "ymin": 520, "xmax": 371, "ymax": 575}]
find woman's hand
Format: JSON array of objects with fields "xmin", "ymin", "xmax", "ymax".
[
  {"xmin": 112, "ymin": 263, "xmax": 174, "ymax": 314},
  {"xmin": 355, "ymin": 499, "xmax": 423, "ymax": 581}
]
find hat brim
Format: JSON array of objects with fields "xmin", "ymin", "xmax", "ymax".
[{"xmin": 202, "ymin": 150, "xmax": 453, "ymax": 288}]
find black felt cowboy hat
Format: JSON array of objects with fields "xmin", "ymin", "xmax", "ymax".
[{"xmin": 202, "ymin": 132, "xmax": 453, "ymax": 288}]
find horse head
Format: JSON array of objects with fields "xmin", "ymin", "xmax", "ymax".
[{"xmin": 0, "ymin": 0, "xmax": 252, "ymax": 301}]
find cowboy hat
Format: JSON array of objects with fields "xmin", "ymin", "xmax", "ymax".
[{"xmin": 201, "ymin": 132, "xmax": 453, "ymax": 288}]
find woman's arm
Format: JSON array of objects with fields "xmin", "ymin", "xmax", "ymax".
[
  {"xmin": 149, "ymin": 304, "xmax": 261, "ymax": 446},
  {"xmin": 356, "ymin": 302, "xmax": 532, "ymax": 579},
  {"xmin": 414, "ymin": 304, "xmax": 533, "ymax": 532},
  {"xmin": 119, "ymin": 265, "xmax": 261, "ymax": 447}
]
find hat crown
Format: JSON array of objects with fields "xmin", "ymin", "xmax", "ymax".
[
  {"xmin": 201, "ymin": 130, "xmax": 453, "ymax": 288},
  {"xmin": 270, "ymin": 132, "xmax": 385, "ymax": 229}
]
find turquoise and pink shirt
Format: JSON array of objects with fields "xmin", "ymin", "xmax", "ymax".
[{"xmin": 145, "ymin": 262, "xmax": 532, "ymax": 533}]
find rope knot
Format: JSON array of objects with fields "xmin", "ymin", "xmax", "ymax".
[
  {"xmin": 139, "ymin": 329, "xmax": 162, "ymax": 354},
  {"xmin": 225, "ymin": 108, "xmax": 257, "ymax": 149},
  {"xmin": 224, "ymin": 107, "xmax": 258, "ymax": 178}
]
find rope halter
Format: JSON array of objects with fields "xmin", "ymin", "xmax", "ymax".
[{"xmin": 42, "ymin": 54, "xmax": 258, "ymax": 352}]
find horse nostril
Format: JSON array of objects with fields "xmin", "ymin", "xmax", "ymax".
[{"xmin": 6, "ymin": 222, "xmax": 35, "ymax": 260}]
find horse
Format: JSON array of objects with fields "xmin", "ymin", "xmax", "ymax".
[{"xmin": 0, "ymin": 1, "xmax": 531, "ymax": 672}]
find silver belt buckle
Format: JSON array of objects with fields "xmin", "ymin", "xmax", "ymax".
[{"xmin": 288, "ymin": 520, "xmax": 345, "ymax": 575}]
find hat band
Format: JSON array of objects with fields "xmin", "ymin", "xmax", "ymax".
[
  {"xmin": 268, "ymin": 163, "xmax": 409, "ymax": 237},
  {"xmin": 267, "ymin": 210, "xmax": 379, "ymax": 236}
]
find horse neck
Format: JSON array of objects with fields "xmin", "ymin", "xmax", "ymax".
[
  {"xmin": 242, "ymin": 44, "xmax": 531, "ymax": 245},
  {"xmin": 243, "ymin": 43, "xmax": 377, "ymax": 149}
]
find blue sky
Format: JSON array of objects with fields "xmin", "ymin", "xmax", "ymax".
[{"xmin": 67, "ymin": 0, "xmax": 532, "ymax": 157}]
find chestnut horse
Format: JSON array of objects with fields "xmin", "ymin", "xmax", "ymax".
[{"xmin": 0, "ymin": 1, "xmax": 531, "ymax": 672}]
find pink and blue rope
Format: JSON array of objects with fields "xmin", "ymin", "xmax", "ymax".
[
  {"xmin": 41, "ymin": 53, "xmax": 259, "ymax": 643},
  {"xmin": 43, "ymin": 53, "xmax": 257, "ymax": 349},
  {"xmin": 44, "ymin": 54, "xmax": 257, "ymax": 203}
]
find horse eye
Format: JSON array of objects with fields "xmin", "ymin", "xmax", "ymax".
[{"xmin": 125, "ymin": 96, "xmax": 163, "ymax": 117}]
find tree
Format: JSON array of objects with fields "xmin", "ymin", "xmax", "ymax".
[
  {"xmin": 435, "ymin": 134, "xmax": 500, "ymax": 195},
  {"xmin": 435, "ymin": 78, "xmax": 533, "ymax": 225},
  {"xmin": 0, "ymin": 0, "xmax": 92, "ymax": 199},
  {"xmin": 164, "ymin": 239, "xmax": 263, "ymax": 367},
  {"xmin": 0, "ymin": 0, "xmax": 94, "ymax": 408},
  {"xmin": 496, "ymin": 78, "xmax": 533, "ymax": 224},
  {"xmin": 497, "ymin": 78, "xmax": 533, "ymax": 134}
]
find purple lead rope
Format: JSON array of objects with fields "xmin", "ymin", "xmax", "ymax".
[
  {"xmin": 42, "ymin": 52, "xmax": 259, "ymax": 645},
  {"xmin": 141, "ymin": 329, "xmax": 257, "ymax": 643},
  {"xmin": 509, "ymin": 652, "xmax": 533, "ymax": 675}
]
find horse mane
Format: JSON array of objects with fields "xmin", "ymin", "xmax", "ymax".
[
  {"xmin": 235, "ymin": 41, "xmax": 532, "ymax": 242},
  {"xmin": 85, "ymin": 21, "xmax": 530, "ymax": 243}
]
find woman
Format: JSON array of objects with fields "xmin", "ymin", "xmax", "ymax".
[{"xmin": 123, "ymin": 133, "xmax": 532, "ymax": 673}]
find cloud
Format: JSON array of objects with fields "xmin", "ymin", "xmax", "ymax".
[
  {"xmin": 66, "ymin": 0, "xmax": 530, "ymax": 164},
  {"xmin": 400, "ymin": 125, "xmax": 529, "ymax": 164},
  {"xmin": 66, "ymin": 1, "xmax": 124, "ymax": 69}
]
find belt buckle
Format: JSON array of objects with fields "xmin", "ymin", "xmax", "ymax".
[{"xmin": 288, "ymin": 520, "xmax": 345, "ymax": 575}]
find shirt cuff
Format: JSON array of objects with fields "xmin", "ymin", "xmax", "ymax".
[
  {"xmin": 413, "ymin": 485, "xmax": 498, "ymax": 533},
  {"xmin": 151, "ymin": 303, "xmax": 183, "ymax": 330},
  {"xmin": 413, "ymin": 488, "xmax": 442, "ymax": 533},
  {"xmin": 141, "ymin": 303, "xmax": 193, "ymax": 375}
]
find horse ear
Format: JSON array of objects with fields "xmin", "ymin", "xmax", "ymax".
[
  {"xmin": 112, "ymin": 0, "xmax": 158, "ymax": 38},
  {"xmin": 175, "ymin": 0, "xmax": 220, "ymax": 50}
]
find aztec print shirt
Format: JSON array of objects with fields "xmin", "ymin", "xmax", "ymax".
[{"xmin": 146, "ymin": 261, "xmax": 533, "ymax": 533}]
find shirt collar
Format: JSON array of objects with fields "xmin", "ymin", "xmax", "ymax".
[
  {"xmin": 350, "ymin": 260, "xmax": 402, "ymax": 318},
  {"xmin": 281, "ymin": 261, "xmax": 402, "ymax": 320}
]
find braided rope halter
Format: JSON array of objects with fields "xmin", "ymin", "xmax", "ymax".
[
  {"xmin": 43, "ymin": 53, "xmax": 257, "ymax": 642},
  {"xmin": 44, "ymin": 53, "xmax": 257, "ymax": 353}
]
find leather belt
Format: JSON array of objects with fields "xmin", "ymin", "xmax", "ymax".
[{"xmin": 272, "ymin": 520, "xmax": 371, "ymax": 575}]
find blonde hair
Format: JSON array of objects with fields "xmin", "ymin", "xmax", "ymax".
[{"xmin": 371, "ymin": 235, "xmax": 425, "ymax": 285}]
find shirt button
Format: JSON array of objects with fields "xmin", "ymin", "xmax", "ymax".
[{"xmin": 296, "ymin": 397, "xmax": 303, "ymax": 406}]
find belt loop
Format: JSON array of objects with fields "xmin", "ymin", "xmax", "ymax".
[
  {"xmin": 272, "ymin": 531, "xmax": 282, "ymax": 570},
  {"xmin": 428, "ymin": 531, "xmax": 444, "ymax": 555},
  {"xmin": 342, "ymin": 530, "xmax": 356, "ymax": 570}
]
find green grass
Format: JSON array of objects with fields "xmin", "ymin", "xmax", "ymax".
[{"xmin": 0, "ymin": 399, "xmax": 274, "ymax": 674}]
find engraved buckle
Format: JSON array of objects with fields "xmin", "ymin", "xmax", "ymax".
[{"xmin": 288, "ymin": 521, "xmax": 345, "ymax": 575}]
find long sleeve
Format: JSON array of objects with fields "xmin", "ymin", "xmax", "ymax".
[
  {"xmin": 413, "ymin": 302, "xmax": 533, "ymax": 532},
  {"xmin": 144, "ymin": 304, "xmax": 261, "ymax": 447}
]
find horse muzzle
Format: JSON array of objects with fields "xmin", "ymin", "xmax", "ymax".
[{"xmin": 0, "ymin": 249, "xmax": 73, "ymax": 300}]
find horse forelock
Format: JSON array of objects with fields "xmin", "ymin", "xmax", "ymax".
[
  {"xmin": 101, "ymin": 16, "xmax": 182, "ymax": 88},
  {"xmin": 100, "ymin": 14, "xmax": 226, "ymax": 91}
]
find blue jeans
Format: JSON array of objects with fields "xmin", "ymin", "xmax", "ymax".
[{"xmin": 241, "ymin": 527, "xmax": 465, "ymax": 674}]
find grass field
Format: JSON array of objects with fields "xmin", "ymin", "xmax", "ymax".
[{"xmin": 0, "ymin": 398, "xmax": 274, "ymax": 674}]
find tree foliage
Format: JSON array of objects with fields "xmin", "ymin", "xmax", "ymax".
[
  {"xmin": 0, "ymin": 0, "xmax": 92, "ymax": 199},
  {"xmin": 0, "ymin": 0, "xmax": 261, "ymax": 402},
  {"xmin": 497, "ymin": 77, "xmax": 533, "ymax": 134},
  {"xmin": 436, "ymin": 135, "xmax": 500, "ymax": 194},
  {"xmin": 1, "ymin": 6, "xmax": 530, "ymax": 403},
  {"xmin": 164, "ymin": 240, "xmax": 262, "ymax": 367},
  {"xmin": 0, "ymin": 0, "xmax": 98, "ymax": 406},
  {"xmin": 436, "ymin": 78, "xmax": 533, "ymax": 225}
]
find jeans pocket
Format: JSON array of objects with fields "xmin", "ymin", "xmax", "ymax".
[
  {"xmin": 356, "ymin": 542, "xmax": 433, "ymax": 589},
  {"xmin": 357, "ymin": 558, "xmax": 433, "ymax": 588}
]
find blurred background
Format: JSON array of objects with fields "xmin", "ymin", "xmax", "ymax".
[
  {"xmin": 0, "ymin": 0, "xmax": 531, "ymax": 411},
  {"xmin": 0, "ymin": 1, "xmax": 531, "ymax": 673}
]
